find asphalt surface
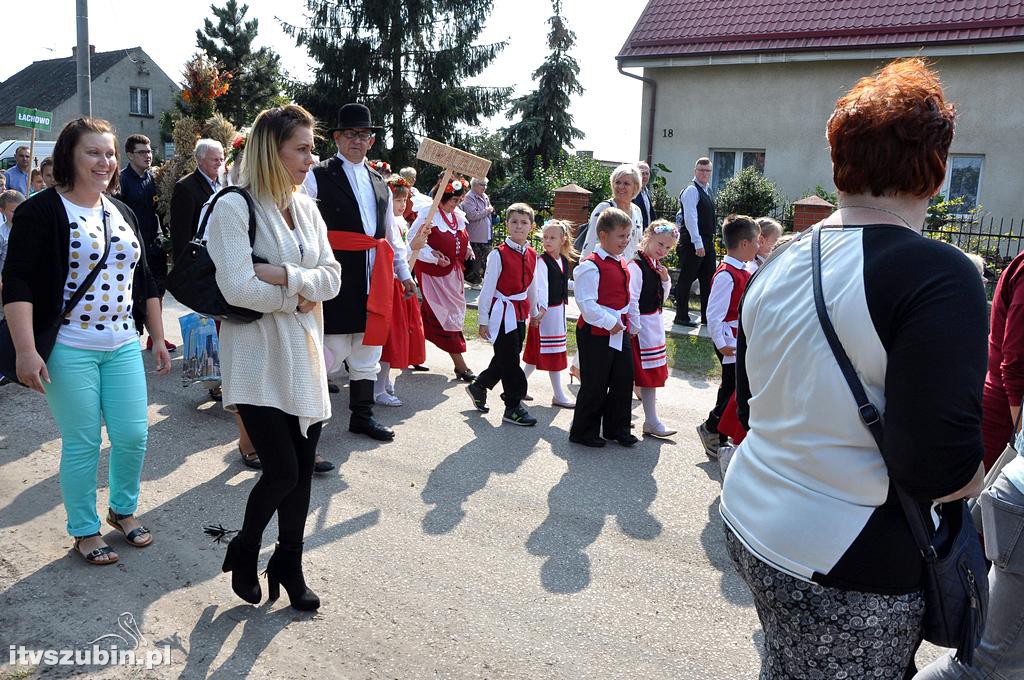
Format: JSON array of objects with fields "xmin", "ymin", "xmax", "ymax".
[{"xmin": 0, "ymin": 301, "xmax": 943, "ymax": 679}]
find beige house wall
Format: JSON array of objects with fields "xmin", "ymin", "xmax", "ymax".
[{"xmin": 639, "ymin": 52, "xmax": 1024, "ymax": 219}]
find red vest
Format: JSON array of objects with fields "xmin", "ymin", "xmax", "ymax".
[
  {"xmin": 412, "ymin": 222, "xmax": 469, "ymax": 278},
  {"xmin": 578, "ymin": 252, "xmax": 631, "ymax": 336},
  {"xmin": 715, "ymin": 261, "xmax": 752, "ymax": 324},
  {"xmin": 495, "ymin": 243, "xmax": 537, "ymax": 321}
]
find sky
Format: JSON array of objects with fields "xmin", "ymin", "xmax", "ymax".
[{"xmin": 2, "ymin": 0, "xmax": 646, "ymax": 162}]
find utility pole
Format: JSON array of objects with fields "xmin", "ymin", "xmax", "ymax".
[{"xmin": 76, "ymin": 0, "xmax": 91, "ymax": 116}]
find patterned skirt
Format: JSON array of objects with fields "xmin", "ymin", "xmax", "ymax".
[{"xmin": 724, "ymin": 527, "xmax": 925, "ymax": 680}]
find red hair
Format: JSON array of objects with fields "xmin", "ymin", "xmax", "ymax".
[{"xmin": 827, "ymin": 58, "xmax": 955, "ymax": 198}]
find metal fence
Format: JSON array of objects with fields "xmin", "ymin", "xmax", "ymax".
[{"xmin": 922, "ymin": 214, "xmax": 1024, "ymax": 296}]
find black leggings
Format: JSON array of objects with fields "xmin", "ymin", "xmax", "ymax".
[{"xmin": 236, "ymin": 404, "xmax": 323, "ymax": 546}]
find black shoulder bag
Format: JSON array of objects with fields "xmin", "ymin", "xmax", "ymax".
[
  {"xmin": 0, "ymin": 208, "xmax": 112, "ymax": 386},
  {"xmin": 165, "ymin": 186, "xmax": 266, "ymax": 324},
  {"xmin": 810, "ymin": 225, "xmax": 988, "ymax": 665}
]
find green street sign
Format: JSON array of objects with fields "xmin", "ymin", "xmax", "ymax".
[{"xmin": 15, "ymin": 106, "xmax": 53, "ymax": 131}]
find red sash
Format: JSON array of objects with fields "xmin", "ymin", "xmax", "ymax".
[{"xmin": 327, "ymin": 231, "xmax": 395, "ymax": 346}]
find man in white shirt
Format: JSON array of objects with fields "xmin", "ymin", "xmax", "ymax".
[
  {"xmin": 673, "ymin": 157, "xmax": 716, "ymax": 327},
  {"xmin": 304, "ymin": 103, "xmax": 415, "ymax": 443}
]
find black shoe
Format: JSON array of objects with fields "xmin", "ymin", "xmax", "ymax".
[
  {"xmin": 313, "ymin": 459, "xmax": 335, "ymax": 473},
  {"xmin": 350, "ymin": 417, "xmax": 395, "ymax": 441},
  {"xmin": 674, "ymin": 316, "xmax": 698, "ymax": 327},
  {"xmin": 265, "ymin": 542, "xmax": 320, "ymax": 611},
  {"xmin": 327, "ymin": 380, "xmax": 341, "ymax": 394},
  {"xmin": 222, "ymin": 536, "xmax": 261, "ymax": 604},
  {"xmin": 454, "ymin": 368, "xmax": 476, "ymax": 383},
  {"xmin": 569, "ymin": 434, "xmax": 606, "ymax": 448},
  {"xmin": 609, "ymin": 433, "xmax": 640, "ymax": 447},
  {"xmin": 240, "ymin": 449, "xmax": 261, "ymax": 470},
  {"xmin": 503, "ymin": 405, "xmax": 537, "ymax": 426},
  {"xmin": 208, "ymin": 386, "xmax": 223, "ymax": 402},
  {"xmin": 466, "ymin": 383, "xmax": 489, "ymax": 413},
  {"xmin": 411, "ymin": 364, "xmax": 429, "ymax": 372}
]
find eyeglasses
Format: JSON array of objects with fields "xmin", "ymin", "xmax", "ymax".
[
  {"xmin": 342, "ymin": 130, "xmax": 376, "ymax": 141},
  {"xmin": 131, "ymin": 149, "xmax": 153, "ymax": 155}
]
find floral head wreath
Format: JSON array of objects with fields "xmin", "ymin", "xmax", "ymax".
[
  {"xmin": 386, "ymin": 175, "xmax": 411, "ymax": 194},
  {"xmin": 368, "ymin": 159, "xmax": 391, "ymax": 175},
  {"xmin": 444, "ymin": 178, "xmax": 467, "ymax": 195}
]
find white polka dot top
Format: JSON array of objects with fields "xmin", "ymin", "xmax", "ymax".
[{"xmin": 56, "ymin": 195, "xmax": 141, "ymax": 351}]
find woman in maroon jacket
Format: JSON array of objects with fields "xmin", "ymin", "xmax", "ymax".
[{"xmin": 983, "ymin": 251, "xmax": 1024, "ymax": 469}]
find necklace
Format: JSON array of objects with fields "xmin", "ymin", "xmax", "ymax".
[
  {"xmin": 837, "ymin": 204, "xmax": 916, "ymax": 230},
  {"xmin": 439, "ymin": 208, "xmax": 457, "ymax": 229}
]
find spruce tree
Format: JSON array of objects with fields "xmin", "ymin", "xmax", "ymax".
[
  {"xmin": 503, "ymin": 0, "xmax": 584, "ymax": 180},
  {"xmin": 196, "ymin": 0, "xmax": 285, "ymax": 129},
  {"xmin": 282, "ymin": 0, "xmax": 511, "ymax": 168}
]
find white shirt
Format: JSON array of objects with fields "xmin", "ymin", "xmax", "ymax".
[
  {"xmin": 406, "ymin": 195, "xmax": 466, "ymax": 267},
  {"xmin": 679, "ymin": 178, "xmax": 711, "ymax": 250},
  {"xmin": 477, "ymin": 238, "xmax": 540, "ymax": 326},
  {"xmin": 56, "ymin": 195, "xmax": 141, "ymax": 352},
  {"xmin": 580, "ymin": 201, "xmax": 644, "ymax": 261},
  {"xmin": 706, "ymin": 254, "xmax": 746, "ymax": 363},
  {"xmin": 573, "ymin": 246, "xmax": 627, "ymax": 331},
  {"xmin": 304, "ymin": 154, "xmax": 411, "ymax": 282},
  {"xmin": 627, "ymin": 256, "xmax": 672, "ymax": 332}
]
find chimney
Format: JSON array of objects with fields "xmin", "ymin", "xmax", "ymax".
[{"xmin": 71, "ymin": 44, "xmax": 96, "ymax": 58}]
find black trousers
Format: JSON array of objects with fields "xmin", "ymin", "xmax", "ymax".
[
  {"xmin": 465, "ymin": 242, "xmax": 490, "ymax": 284},
  {"xmin": 570, "ymin": 323, "xmax": 634, "ymax": 440},
  {"xmin": 705, "ymin": 352, "xmax": 736, "ymax": 444},
  {"xmin": 236, "ymin": 404, "xmax": 323, "ymax": 546},
  {"xmin": 146, "ymin": 247, "xmax": 169, "ymax": 298},
  {"xmin": 476, "ymin": 321, "xmax": 527, "ymax": 409},
  {"xmin": 674, "ymin": 238, "xmax": 716, "ymax": 323}
]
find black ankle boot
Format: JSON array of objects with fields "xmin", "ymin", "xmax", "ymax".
[
  {"xmin": 265, "ymin": 542, "xmax": 320, "ymax": 611},
  {"xmin": 222, "ymin": 537, "xmax": 262, "ymax": 604}
]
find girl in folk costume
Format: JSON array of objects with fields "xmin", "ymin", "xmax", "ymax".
[
  {"xmin": 628, "ymin": 220, "xmax": 679, "ymax": 438},
  {"xmin": 523, "ymin": 220, "xmax": 577, "ymax": 408},
  {"xmin": 407, "ymin": 176, "xmax": 476, "ymax": 382},
  {"xmin": 373, "ymin": 175, "xmax": 428, "ymax": 406}
]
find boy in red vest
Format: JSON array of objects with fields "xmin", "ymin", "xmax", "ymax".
[
  {"xmin": 467, "ymin": 203, "xmax": 541, "ymax": 426},
  {"xmin": 569, "ymin": 208, "xmax": 638, "ymax": 447},
  {"xmin": 696, "ymin": 214, "xmax": 760, "ymax": 458}
]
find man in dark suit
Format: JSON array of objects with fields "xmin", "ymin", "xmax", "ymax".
[
  {"xmin": 169, "ymin": 139, "xmax": 224, "ymax": 260},
  {"xmin": 303, "ymin": 103, "xmax": 417, "ymax": 443},
  {"xmin": 632, "ymin": 161, "xmax": 653, "ymax": 229}
]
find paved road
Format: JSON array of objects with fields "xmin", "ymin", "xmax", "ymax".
[{"xmin": 0, "ymin": 302, "xmax": 941, "ymax": 678}]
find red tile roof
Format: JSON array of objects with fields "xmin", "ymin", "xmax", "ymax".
[{"xmin": 617, "ymin": 0, "xmax": 1024, "ymax": 61}]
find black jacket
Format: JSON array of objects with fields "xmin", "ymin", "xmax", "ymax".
[
  {"xmin": 2, "ymin": 187, "xmax": 158, "ymax": 336},
  {"xmin": 169, "ymin": 170, "xmax": 214, "ymax": 261}
]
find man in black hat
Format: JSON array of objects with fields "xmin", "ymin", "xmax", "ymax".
[{"xmin": 304, "ymin": 103, "xmax": 416, "ymax": 442}]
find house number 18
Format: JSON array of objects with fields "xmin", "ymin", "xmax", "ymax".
[{"xmin": 662, "ymin": 129, "xmax": 674, "ymax": 137}]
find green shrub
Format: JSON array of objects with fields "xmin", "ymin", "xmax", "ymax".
[{"xmin": 715, "ymin": 165, "xmax": 781, "ymax": 219}]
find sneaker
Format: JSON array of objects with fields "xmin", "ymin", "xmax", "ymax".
[
  {"xmin": 697, "ymin": 423, "xmax": 720, "ymax": 459},
  {"xmin": 375, "ymin": 392, "xmax": 403, "ymax": 407},
  {"xmin": 466, "ymin": 382, "xmax": 489, "ymax": 413},
  {"xmin": 503, "ymin": 405, "xmax": 537, "ymax": 426}
]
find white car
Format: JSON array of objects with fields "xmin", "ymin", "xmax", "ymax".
[{"xmin": 0, "ymin": 140, "xmax": 57, "ymax": 172}]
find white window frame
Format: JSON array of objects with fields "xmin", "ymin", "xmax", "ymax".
[
  {"xmin": 129, "ymin": 87, "xmax": 151, "ymax": 116},
  {"xmin": 943, "ymin": 154, "xmax": 984, "ymax": 216},
  {"xmin": 710, "ymin": 149, "xmax": 766, "ymax": 194}
]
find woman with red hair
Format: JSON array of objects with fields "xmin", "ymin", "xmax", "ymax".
[{"xmin": 720, "ymin": 59, "xmax": 987, "ymax": 678}]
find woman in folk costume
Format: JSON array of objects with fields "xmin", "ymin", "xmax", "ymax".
[
  {"xmin": 522, "ymin": 220, "xmax": 577, "ymax": 408},
  {"xmin": 627, "ymin": 219, "xmax": 678, "ymax": 438},
  {"xmin": 373, "ymin": 174, "xmax": 428, "ymax": 406},
  {"xmin": 407, "ymin": 176, "xmax": 476, "ymax": 382}
]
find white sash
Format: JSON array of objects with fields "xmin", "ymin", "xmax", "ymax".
[
  {"xmin": 601, "ymin": 304, "xmax": 630, "ymax": 351},
  {"xmin": 487, "ymin": 290, "xmax": 529, "ymax": 343}
]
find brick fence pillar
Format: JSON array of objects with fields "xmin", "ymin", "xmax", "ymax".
[
  {"xmin": 553, "ymin": 183, "xmax": 593, "ymax": 236},
  {"xmin": 792, "ymin": 195, "xmax": 836, "ymax": 232}
]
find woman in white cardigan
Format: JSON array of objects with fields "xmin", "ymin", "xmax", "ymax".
[{"xmin": 206, "ymin": 105, "xmax": 341, "ymax": 611}]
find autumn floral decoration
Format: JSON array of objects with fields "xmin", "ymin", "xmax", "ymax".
[
  {"xmin": 228, "ymin": 129, "xmax": 248, "ymax": 165},
  {"xmin": 368, "ymin": 160, "xmax": 392, "ymax": 176}
]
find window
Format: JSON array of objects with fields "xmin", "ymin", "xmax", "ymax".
[
  {"xmin": 130, "ymin": 87, "xmax": 151, "ymax": 116},
  {"xmin": 711, "ymin": 150, "xmax": 765, "ymax": 193},
  {"xmin": 944, "ymin": 154, "xmax": 983, "ymax": 213}
]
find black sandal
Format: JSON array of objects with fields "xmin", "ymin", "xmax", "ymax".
[
  {"xmin": 106, "ymin": 510, "xmax": 153, "ymax": 547},
  {"xmin": 454, "ymin": 369, "xmax": 476, "ymax": 383},
  {"xmin": 240, "ymin": 449, "xmax": 261, "ymax": 469},
  {"xmin": 73, "ymin": 533, "xmax": 118, "ymax": 566}
]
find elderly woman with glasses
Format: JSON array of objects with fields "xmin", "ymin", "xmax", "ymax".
[{"xmin": 578, "ymin": 163, "xmax": 644, "ymax": 261}]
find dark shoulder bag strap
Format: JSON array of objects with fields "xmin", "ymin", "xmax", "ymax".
[
  {"xmin": 810, "ymin": 225, "xmax": 938, "ymax": 562},
  {"xmin": 193, "ymin": 186, "xmax": 258, "ymax": 247}
]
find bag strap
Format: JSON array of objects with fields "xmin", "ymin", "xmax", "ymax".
[
  {"xmin": 193, "ymin": 186, "xmax": 258, "ymax": 247},
  {"xmin": 810, "ymin": 226, "xmax": 939, "ymax": 562},
  {"xmin": 59, "ymin": 205, "xmax": 113, "ymax": 322}
]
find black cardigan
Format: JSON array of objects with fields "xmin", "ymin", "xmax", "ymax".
[{"xmin": 2, "ymin": 187, "xmax": 159, "ymax": 336}]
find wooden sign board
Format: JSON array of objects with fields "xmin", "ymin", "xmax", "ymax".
[{"xmin": 416, "ymin": 138, "xmax": 491, "ymax": 179}]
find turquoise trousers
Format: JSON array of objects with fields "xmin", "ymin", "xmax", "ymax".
[{"xmin": 44, "ymin": 341, "xmax": 149, "ymax": 537}]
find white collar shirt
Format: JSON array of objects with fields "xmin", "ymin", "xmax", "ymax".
[{"xmin": 338, "ymin": 153, "xmax": 378, "ymax": 238}]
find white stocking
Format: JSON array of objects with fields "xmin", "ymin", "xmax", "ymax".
[
  {"xmin": 374, "ymin": 362, "xmax": 392, "ymax": 397},
  {"xmin": 640, "ymin": 387, "xmax": 661, "ymax": 428},
  {"xmin": 549, "ymin": 370, "xmax": 571, "ymax": 403},
  {"xmin": 522, "ymin": 363, "xmax": 536, "ymax": 378}
]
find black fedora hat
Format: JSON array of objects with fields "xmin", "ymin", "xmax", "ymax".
[{"xmin": 327, "ymin": 103, "xmax": 383, "ymax": 135}]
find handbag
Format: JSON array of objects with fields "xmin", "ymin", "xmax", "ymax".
[
  {"xmin": 0, "ymin": 207, "xmax": 112, "ymax": 387},
  {"xmin": 165, "ymin": 186, "xmax": 266, "ymax": 324},
  {"xmin": 970, "ymin": 403, "xmax": 1023, "ymax": 530},
  {"xmin": 809, "ymin": 225, "xmax": 988, "ymax": 665}
]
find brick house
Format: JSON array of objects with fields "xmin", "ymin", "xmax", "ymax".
[
  {"xmin": 617, "ymin": 0, "xmax": 1024, "ymax": 218},
  {"xmin": 0, "ymin": 46, "xmax": 178, "ymax": 157}
]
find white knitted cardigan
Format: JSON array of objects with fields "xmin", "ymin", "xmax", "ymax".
[{"xmin": 206, "ymin": 190, "xmax": 341, "ymax": 436}]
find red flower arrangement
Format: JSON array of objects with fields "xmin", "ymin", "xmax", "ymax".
[
  {"xmin": 368, "ymin": 160, "xmax": 392, "ymax": 175},
  {"xmin": 445, "ymin": 179, "xmax": 467, "ymax": 194}
]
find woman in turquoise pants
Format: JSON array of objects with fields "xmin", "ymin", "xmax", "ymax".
[{"xmin": 2, "ymin": 117, "xmax": 171, "ymax": 565}]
